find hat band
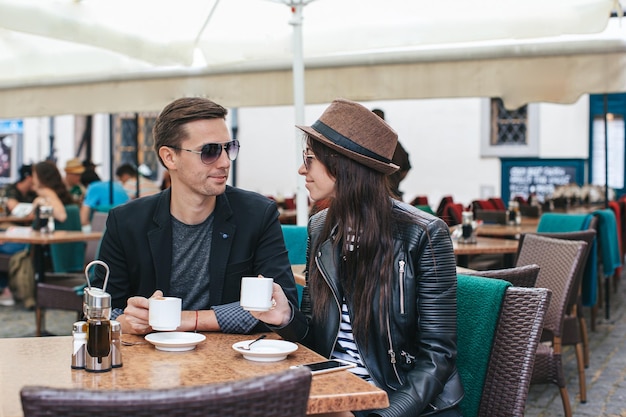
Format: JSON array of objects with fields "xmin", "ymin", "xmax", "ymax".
[{"xmin": 312, "ymin": 121, "xmax": 391, "ymax": 165}]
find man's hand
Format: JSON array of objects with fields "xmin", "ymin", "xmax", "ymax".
[{"xmin": 117, "ymin": 290, "xmax": 163, "ymax": 335}]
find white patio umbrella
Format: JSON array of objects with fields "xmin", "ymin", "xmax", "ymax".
[
  {"xmin": 0, "ymin": 0, "xmax": 622, "ymax": 224},
  {"xmin": 0, "ymin": 0, "xmax": 618, "ymax": 116}
]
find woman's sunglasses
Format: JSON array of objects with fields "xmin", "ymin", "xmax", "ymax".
[
  {"xmin": 166, "ymin": 140, "xmax": 240, "ymax": 165},
  {"xmin": 302, "ymin": 150, "xmax": 316, "ymax": 170}
]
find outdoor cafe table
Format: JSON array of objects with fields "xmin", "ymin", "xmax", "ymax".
[
  {"xmin": 454, "ymin": 236, "xmax": 519, "ymax": 268},
  {"xmin": 0, "ymin": 333, "xmax": 388, "ymax": 417},
  {"xmin": 0, "ymin": 228, "xmax": 103, "ymax": 282},
  {"xmin": 474, "ymin": 223, "xmax": 537, "ymax": 239}
]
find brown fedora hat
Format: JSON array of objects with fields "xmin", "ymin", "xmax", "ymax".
[{"xmin": 297, "ymin": 99, "xmax": 399, "ymax": 175}]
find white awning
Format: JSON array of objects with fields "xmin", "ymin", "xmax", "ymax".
[{"xmin": 0, "ymin": 0, "xmax": 622, "ymax": 117}]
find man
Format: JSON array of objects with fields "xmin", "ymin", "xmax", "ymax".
[
  {"xmin": 95, "ymin": 97, "xmax": 300, "ymax": 336},
  {"xmin": 115, "ymin": 163, "xmax": 160, "ymax": 199},
  {"xmin": 64, "ymin": 158, "xmax": 86, "ymax": 204},
  {"xmin": 5, "ymin": 164, "xmax": 37, "ymax": 214},
  {"xmin": 372, "ymin": 108, "xmax": 412, "ymax": 201},
  {"xmin": 0, "ymin": 164, "xmax": 37, "ymax": 306}
]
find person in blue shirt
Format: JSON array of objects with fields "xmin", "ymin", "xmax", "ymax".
[{"xmin": 79, "ymin": 178, "xmax": 129, "ymax": 226}]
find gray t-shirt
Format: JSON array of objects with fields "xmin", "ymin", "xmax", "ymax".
[{"xmin": 170, "ymin": 214, "xmax": 213, "ymax": 310}]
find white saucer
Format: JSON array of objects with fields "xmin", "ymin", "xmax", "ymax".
[
  {"xmin": 145, "ymin": 332, "xmax": 206, "ymax": 352},
  {"xmin": 232, "ymin": 339, "xmax": 298, "ymax": 362}
]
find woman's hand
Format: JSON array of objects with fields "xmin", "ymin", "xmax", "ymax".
[{"xmin": 249, "ymin": 283, "xmax": 292, "ymax": 327}]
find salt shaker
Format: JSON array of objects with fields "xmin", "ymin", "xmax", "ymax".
[
  {"xmin": 71, "ymin": 321, "xmax": 87, "ymax": 369},
  {"xmin": 111, "ymin": 320, "xmax": 123, "ymax": 368}
]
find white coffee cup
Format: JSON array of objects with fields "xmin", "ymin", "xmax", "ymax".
[
  {"xmin": 149, "ymin": 296, "xmax": 182, "ymax": 331},
  {"xmin": 240, "ymin": 277, "xmax": 274, "ymax": 311}
]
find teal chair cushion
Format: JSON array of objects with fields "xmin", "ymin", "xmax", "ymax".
[
  {"xmin": 50, "ymin": 205, "xmax": 85, "ymax": 273},
  {"xmin": 281, "ymin": 225, "xmax": 307, "ymax": 265},
  {"xmin": 414, "ymin": 204, "xmax": 435, "ymax": 215},
  {"xmin": 281, "ymin": 225, "xmax": 307, "ymax": 305},
  {"xmin": 456, "ymin": 274, "xmax": 510, "ymax": 417}
]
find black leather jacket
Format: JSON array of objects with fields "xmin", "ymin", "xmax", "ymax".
[{"xmin": 276, "ymin": 201, "xmax": 463, "ymax": 417}]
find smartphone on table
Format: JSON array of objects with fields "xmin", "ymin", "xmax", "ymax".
[{"xmin": 290, "ymin": 359, "xmax": 356, "ymax": 375}]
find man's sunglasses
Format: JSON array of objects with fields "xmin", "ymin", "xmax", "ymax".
[{"xmin": 166, "ymin": 140, "xmax": 240, "ymax": 165}]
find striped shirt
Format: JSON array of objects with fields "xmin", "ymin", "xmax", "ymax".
[{"xmin": 332, "ymin": 301, "xmax": 372, "ymax": 382}]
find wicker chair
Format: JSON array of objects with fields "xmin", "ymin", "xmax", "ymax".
[
  {"xmin": 515, "ymin": 234, "xmax": 588, "ymax": 417},
  {"xmin": 479, "ymin": 286, "xmax": 551, "ymax": 417},
  {"xmin": 464, "ymin": 264, "xmax": 540, "ymax": 288},
  {"xmin": 530, "ymin": 227, "xmax": 597, "ymax": 401},
  {"xmin": 21, "ymin": 367, "xmax": 312, "ymax": 417}
]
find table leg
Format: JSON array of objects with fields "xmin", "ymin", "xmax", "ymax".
[{"xmin": 32, "ymin": 244, "xmax": 46, "ymax": 337}]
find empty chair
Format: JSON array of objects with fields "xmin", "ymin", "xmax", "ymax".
[
  {"xmin": 488, "ymin": 197, "xmax": 507, "ymax": 211},
  {"xmin": 475, "ymin": 209, "xmax": 507, "ymax": 225},
  {"xmin": 35, "ymin": 211, "xmax": 108, "ymax": 336},
  {"xmin": 281, "ymin": 225, "xmax": 308, "ymax": 305},
  {"xmin": 464, "ymin": 264, "xmax": 540, "ymax": 288},
  {"xmin": 515, "ymin": 234, "xmax": 588, "ymax": 417},
  {"xmin": 519, "ymin": 205, "xmax": 541, "ymax": 218},
  {"xmin": 436, "ymin": 195, "xmax": 454, "ymax": 218},
  {"xmin": 21, "ymin": 367, "xmax": 312, "ymax": 417},
  {"xmin": 442, "ymin": 202, "xmax": 464, "ymax": 226},
  {"xmin": 479, "ymin": 286, "xmax": 551, "ymax": 417},
  {"xmin": 457, "ymin": 274, "xmax": 551, "ymax": 417},
  {"xmin": 472, "ymin": 199, "xmax": 497, "ymax": 211},
  {"xmin": 410, "ymin": 195, "xmax": 429, "ymax": 206},
  {"xmin": 532, "ymin": 229, "xmax": 596, "ymax": 373}
]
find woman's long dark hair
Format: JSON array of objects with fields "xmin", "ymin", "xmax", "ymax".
[
  {"xmin": 307, "ymin": 138, "xmax": 407, "ymax": 347},
  {"xmin": 34, "ymin": 161, "xmax": 75, "ymax": 205}
]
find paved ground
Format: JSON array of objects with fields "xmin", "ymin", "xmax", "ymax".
[
  {"xmin": 1, "ymin": 273, "xmax": 625, "ymax": 416},
  {"xmin": 525, "ymin": 273, "xmax": 626, "ymax": 417}
]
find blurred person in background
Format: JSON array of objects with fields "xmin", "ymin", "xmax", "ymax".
[
  {"xmin": 372, "ymin": 108, "xmax": 412, "ymax": 201},
  {"xmin": 63, "ymin": 158, "xmax": 86, "ymax": 204},
  {"xmin": 116, "ymin": 163, "xmax": 160, "ymax": 199},
  {"xmin": 5, "ymin": 164, "xmax": 37, "ymax": 214},
  {"xmin": 80, "ymin": 174, "xmax": 129, "ymax": 226},
  {"xmin": 32, "ymin": 160, "xmax": 76, "ymax": 222},
  {"xmin": 0, "ymin": 164, "xmax": 38, "ymax": 305}
]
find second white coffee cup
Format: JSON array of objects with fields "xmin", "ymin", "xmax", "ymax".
[
  {"xmin": 240, "ymin": 277, "xmax": 274, "ymax": 311},
  {"xmin": 149, "ymin": 296, "xmax": 182, "ymax": 331}
]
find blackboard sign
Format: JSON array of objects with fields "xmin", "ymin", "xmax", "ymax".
[{"xmin": 501, "ymin": 158, "xmax": 586, "ymax": 203}]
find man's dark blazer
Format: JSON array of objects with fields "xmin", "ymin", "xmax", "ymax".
[{"xmin": 94, "ymin": 187, "xmax": 299, "ymax": 313}]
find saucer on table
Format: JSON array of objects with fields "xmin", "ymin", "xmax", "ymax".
[
  {"xmin": 232, "ymin": 339, "xmax": 298, "ymax": 362},
  {"xmin": 144, "ymin": 332, "xmax": 206, "ymax": 352}
]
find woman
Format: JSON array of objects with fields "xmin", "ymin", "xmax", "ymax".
[
  {"xmin": 254, "ymin": 99, "xmax": 463, "ymax": 417},
  {"xmin": 32, "ymin": 160, "xmax": 75, "ymax": 223}
]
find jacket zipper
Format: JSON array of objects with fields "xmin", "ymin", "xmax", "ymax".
[
  {"xmin": 398, "ymin": 260, "xmax": 406, "ymax": 315},
  {"xmin": 386, "ymin": 314, "xmax": 402, "ymax": 383}
]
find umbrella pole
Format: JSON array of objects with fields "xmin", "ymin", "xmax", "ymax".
[{"xmin": 290, "ymin": 2, "xmax": 309, "ymax": 226}]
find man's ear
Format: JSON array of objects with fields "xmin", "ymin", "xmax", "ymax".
[{"xmin": 159, "ymin": 146, "xmax": 177, "ymax": 170}]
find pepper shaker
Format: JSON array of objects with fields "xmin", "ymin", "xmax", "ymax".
[{"xmin": 111, "ymin": 320, "xmax": 123, "ymax": 368}]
